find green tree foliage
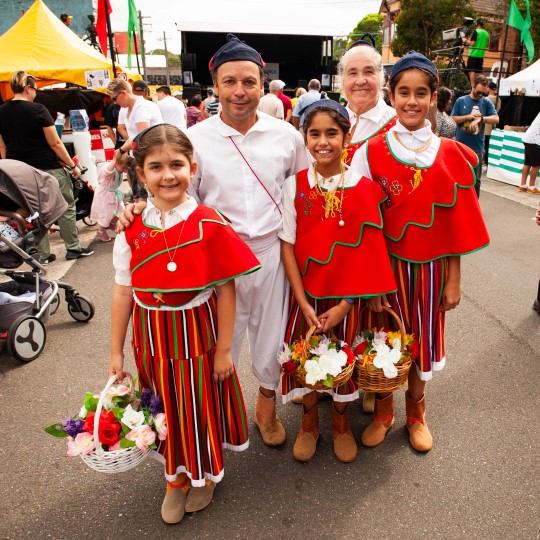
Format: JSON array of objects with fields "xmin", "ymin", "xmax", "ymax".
[
  {"xmin": 147, "ymin": 48, "xmax": 181, "ymax": 67},
  {"xmin": 391, "ymin": 0, "xmax": 468, "ymax": 57},
  {"xmin": 348, "ymin": 14, "xmax": 384, "ymax": 51}
]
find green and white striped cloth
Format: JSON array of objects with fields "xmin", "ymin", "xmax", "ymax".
[{"xmin": 488, "ymin": 129, "xmax": 525, "ymax": 174}]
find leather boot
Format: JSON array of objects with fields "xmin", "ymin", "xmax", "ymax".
[
  {"xmin": 331, "ymin": 404, "xmax": 358, "ymax": 462},
  {"xmin": 362, "ymin": 391, "xmax": 376, "ymax": 413},
  {"xmin": 254, "ymin": 391, "xmax": 286, "ymax": 446},
  {"xmin": 361, "ymin": 393, "xmax": 395, "ymax": 447},
  {"xmin": 292, "ymin": 403, "xmax": 320, "ymax": 462},
  {"xmin": 405, "ymin": 391, "xmax": 433, "ymax": 452}
]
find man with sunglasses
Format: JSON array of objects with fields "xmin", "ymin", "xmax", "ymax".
[
  {"xmin": 451, "ymin": 74, "xmax": 499, "ymax": 197},
  {"xmin": 0, "ymin": 71, "xmax": 94, "ymax": 262}
]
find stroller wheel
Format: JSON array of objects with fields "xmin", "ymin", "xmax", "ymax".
[
  {"xmin": 49, "ymin": 294, "xmax": 60, "ymax": 316},
  {"xmin": 67, "ymin": 294, "xmax": 95, "ymax": 323},
  {"xmin": 7, "ymin": 316, "xmax": 46, "ymax": 362},
  {"xmin": 82, "ymin": 217, "xmax": 97, "ymax": 227}
]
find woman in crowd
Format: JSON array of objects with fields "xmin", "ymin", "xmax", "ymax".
[{"xmin": 435, "ymin": 87, "xmax": 457, "ymax": 139}]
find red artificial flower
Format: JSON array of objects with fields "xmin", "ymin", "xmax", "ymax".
[
  {"xmin": 408, "ymin": 339, "xmax": 420, "ymax": 360},
  {"xmin": 282, "ymin": 359, "xmax": 297, "ymax": 376},
  {"xmin": 343, "ymin": 345, "xmax": 355, "ymax": 365},
  {"xmin": 354, "ymin": 341, "xmax": 368, "ymax": 355},
  {"xmin": 83, "ymin": 410, "xmax": 122, "ymax": 446}
]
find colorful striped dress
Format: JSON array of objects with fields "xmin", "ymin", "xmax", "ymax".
[
  {"xmin": 365, "ymin": 134, "xmax": 490, "ymax": 380},
  {"xmin": 121, "ymin": 202, "xmax": 261, "ymax": 486},
  {"xmin": 279, "ymin": 168, "xmax": 397, "ymax": 402}
]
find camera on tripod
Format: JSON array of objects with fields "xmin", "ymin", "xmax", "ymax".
[{"xmin": 442, "ymin": 17, "xmax": 475, "ymax": 50}]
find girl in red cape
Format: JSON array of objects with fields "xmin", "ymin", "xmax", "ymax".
[
  {"xmin": 279, "ymin": 100, "xmax": 396, "ymax": 463},
  {"xmin": 351, "ymin": 52, "xmax": 490, "ymax": 452},
  {"xmin": 108, "ymin": 124, "xmax": 260, "ymax": 525}
]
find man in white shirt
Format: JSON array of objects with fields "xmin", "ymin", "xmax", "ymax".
[
  {"xmin": 156, "ymin": 85, "xmax": 187, "ymax": 129},
  {"xmin": 257, "ymin": 80, "xmax": 284, "ymax": 119}
]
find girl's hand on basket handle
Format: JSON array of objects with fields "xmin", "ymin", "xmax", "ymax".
[
  {"xmin": 108, "ymin": 353, "xmax": 126, "ymax": 384},
  {"xmin": 366, "ymin": 295, "xmax": 390, "ymax": 313},
  {"xmin": 319, "ymin": 301, "xmax": 352, "ymax": 333},
  {"xmin": 213, "ymin": 349, "xmax": 235, "ymax": 383},
  {"xmin": 299, "ymin": 302, "xmax": 322, "ymax": 331}
]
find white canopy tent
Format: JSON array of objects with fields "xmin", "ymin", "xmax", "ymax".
[{"xmin": 505, "ymin": 59, "xmax": 540, "ymax": 96}]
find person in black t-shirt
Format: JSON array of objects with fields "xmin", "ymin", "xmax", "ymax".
[{"xmin": 0, "ymin": 71, "xmax": 94, "ymax": 262}]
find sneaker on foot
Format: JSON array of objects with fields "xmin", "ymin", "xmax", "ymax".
[
  {"xmin": 39, "ymin": 254, "xmax": 57, "ymax": 265},
  {"xmin": 96, "ymin": 229, "xmax": 111, "ymax": 242},
  {"xmin": 66, "ymin": 247, "xmax": 94, "ymax": 260}
]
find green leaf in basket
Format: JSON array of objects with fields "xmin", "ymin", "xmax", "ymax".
[
  {"xmin": 121, "ymin": 423, "xmax": 131, "ymax": 436},
  {"xmin": 322, "ymin": 375, "xmax": 333, "ymax": 388},
  {"xmin": 120, "ymin": 439, "xmax": 136, "ymax": 448},
  {"xmin": 84, "ymin": 393, "xmax": 99, "ymax": 412},
  {"xmin": 44, "ymin": 423, "xmax": 69, "ymax": 438},
  {"xmin": 111, "ymin": 407, "xmax": 125, "ymax": 421}
]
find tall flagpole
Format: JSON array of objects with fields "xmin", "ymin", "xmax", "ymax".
[{"xmin": 104, "ymin": 0, "xmax": 117, "ymax": 77}]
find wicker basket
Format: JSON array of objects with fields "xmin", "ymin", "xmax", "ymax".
[
  {"xmin": 354, "ymin": 306, "xmax": 412, "ymax": 393},
  {"xmin": 80, "ymin": 374, "xmax": 151, "ymax": 474},
  {"xmin": 295, "ymin": 325, "xmax": 355, "ymax": 391}
]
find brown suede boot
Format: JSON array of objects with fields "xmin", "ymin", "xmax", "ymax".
[
  {"xmin": 362, "ymin": 391, "xmax": 376, "ymax": 413},
  {"xmin": 405, "ymin": 391, "xmax": 433, "ymax": 452},
  {"xmin": 361, "ymin": 393, "xmax": 395, "ymax": 447},
  {"xmin": 331, "ymin": 404, "xmax": 358, "ymax": 462},
  {"xmin": 292, "ymin": 403, "xmax": 320, "ymax": 462},
  {"xmin": 254, "ymin": 391, "xmax": 286, "ymax": 446}
]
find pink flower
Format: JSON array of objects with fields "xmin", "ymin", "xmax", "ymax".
[
  {"xmin": 154, "ymin": 413, "xmax": 167, "ymax": 441},
  {"xmin": 126, "ymin": 425, "xmax": 156, "ymax": 451},
  {"xmin": 106, "ymin": 385, "xmax": 131, "ymax": 398},
  {"xmin": 108, "ymin": 440, "xmax": 122, "ymax": 451},
  {"xmin": 67, "ymin": 432, "xmax": 95, "ymax": 457}
]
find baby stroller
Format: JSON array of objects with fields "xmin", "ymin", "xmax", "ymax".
[{"xmin": 0, "ymin": 160, "xmax": 95, "ymax": 362}]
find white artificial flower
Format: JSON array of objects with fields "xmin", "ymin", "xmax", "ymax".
[
  {"xmin": 154, "ymin": 413, "xmax": 167, "ymax": 441},
  {"xmin": 304, "ymin": 359, "xmax": 326, "ymax": 385},
  {"xmin": 278, "ymin": 345, "xmax": 293, "ymax": 364},
  {"xmin": 310, "ymin": 335, "xmax": 331, "ymax": 356},
  {"xmin": 121, "ymin": 404, "xmax": 146, "ymax": 430},
  {"xmin": 392, "ymin": 337, "xmax": 402, "ymax": 351},
  {"xmin": 373, "ymin": 343, "xmax": 402, "ymax": 378},
  {"xmin": 319, "ymin": 349, "xmax": 347, "ymax": 376},
  {"xmin": 78, "ymin": 405, "xmax": 88, "ymax": 419}
]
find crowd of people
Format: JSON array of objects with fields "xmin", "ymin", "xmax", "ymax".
[{"xmin": 1, "ymin": 26, "xmax": 537, "ymax": 530}]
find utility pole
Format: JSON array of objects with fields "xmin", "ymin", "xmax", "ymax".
[
  {"xmin": 163, "ymin": 32, "xmax": 171, "ymax": 86},
  {"xmin": 138, "ymin": 10, "xmax": 147, "ymax": 78}
]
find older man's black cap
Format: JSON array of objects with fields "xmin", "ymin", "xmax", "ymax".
[
  {"xmin": 133, "ymin": 80, "xmax": 149, "ymax": 91},
  {"xmin": 208, "ymin": 34, "xmax": 265, "ymax": 70}
]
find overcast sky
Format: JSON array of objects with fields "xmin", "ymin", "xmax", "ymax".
[{"xmin": 109, "ymin": 0, "xmax": 380, "ymax": 53}]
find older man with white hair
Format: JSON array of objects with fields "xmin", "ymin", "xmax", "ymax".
[{"xmin": 258, "ymin": 80, "xmax": 285, "ymax": 119}]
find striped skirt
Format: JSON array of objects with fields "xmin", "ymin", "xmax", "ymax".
[
  {"xmin": 132, "ymin": 293, "xmax": 249, "ymax": 487},
  {"xmin": 281, "ymin": 296, "xmax": 360, "ymax": 403},
  {"xmin": 362, "ymin": 257, "xmax": 448, "ymax": 381}
]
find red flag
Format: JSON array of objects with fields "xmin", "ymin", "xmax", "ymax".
[{"xmin": 96, "ymin": 0, "xmax": 112, "ymax": 57}]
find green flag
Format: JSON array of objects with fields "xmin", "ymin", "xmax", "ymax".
[
  {"xmin": 507, "ymin": 0, "xmax": 534, "ymax": 63},
  {"xmin": 127, "ymin": 0, "xmax": 140, "ymax": 69}
]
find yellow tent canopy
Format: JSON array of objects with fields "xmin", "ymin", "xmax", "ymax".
[{"xmin": 0, "ymin": 0, "xmax": 140, "ymax": 100}]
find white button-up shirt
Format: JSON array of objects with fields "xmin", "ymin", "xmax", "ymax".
[
  {"xmin": 347, "ymin": 97, "xmax": 396, "ymax": 144},
  {"xmin": 187, "ymin": 112, "xmax": 308, "ymax": 250}
]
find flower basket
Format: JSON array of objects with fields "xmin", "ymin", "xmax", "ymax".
[
  {"xmin": 45, "ymin": 374, "xmax": 167, "ymax": 474},
  {"xmin": 80, "ymin": 375, "xmax": 151, "ymax": 473},
  {"xmin": 281, "ymin": 325, "xmax": 356, "ymax": 391},
  {"xmin": 353, "ymin": 307, "xmax": 414, "ymax": 393}
]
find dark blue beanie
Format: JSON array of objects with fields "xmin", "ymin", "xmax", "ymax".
[
  {"xmin": 209, "ymin": 34, "xmax": 265, "ymax": 70},
  {"xmin": 389, "ymin": 51, "xmax": 439, "ymax": 82}
]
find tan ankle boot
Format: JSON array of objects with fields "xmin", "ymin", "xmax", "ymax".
[
  {"xmin": 292, "ymin": 404, "xmax": 319, "ymax": 462},
  {"xmin": 254, "ymin": 390, "xmax": 286, "ymax": 446},
  {"xmin": 405, "ymin": 391, "xmax": 432, "ymax": 452},
  {"xmin": 361, "ymin": 393, "xmax": 395, "ymax": 447},
  {"xmin": 331, "ymin": 404, "xmax": 358, "ymax": 462}
]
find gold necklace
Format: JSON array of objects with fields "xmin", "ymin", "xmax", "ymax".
[
  {"xmin": 393, "ymin": 131, "xmax": 432, "ymax": 154},
  {"xmin": 161, "ymin": 219, "xmax": 187, "ymax": 272},
  {"xmin": 313, "ymin": 163, "xmax": 346, "ymax": 227}
]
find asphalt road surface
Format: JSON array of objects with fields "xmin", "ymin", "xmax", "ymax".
[{"xmin": 0, "ymin": 179, "xmax": 538, "ymax": 540}]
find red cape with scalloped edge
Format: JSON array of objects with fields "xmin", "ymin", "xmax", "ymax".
[
  {"xmin": 367, "ymin": 135, "xmax": 490, "ymax": 263},
  {"xmin": 125, "ymin": 205, "xmax": 261, "ymax": 308},
  {"xmin": 293, "ymin": 170, "xmax": 396, "ymax": 299}
]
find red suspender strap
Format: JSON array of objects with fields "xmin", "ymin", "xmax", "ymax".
[{"xmin": 228, "ymin": 136, "xmax": 282, "ymax": 216}]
